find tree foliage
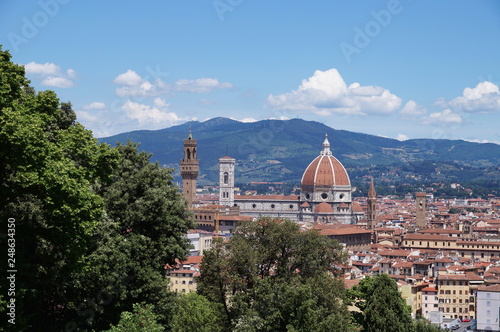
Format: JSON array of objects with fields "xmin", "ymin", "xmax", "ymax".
[
  {"xmin": 171, "ymin": 293, "xmax": 223, "ymax": 332},
  {"xmin": 349, "ymin": 274, "xmax": 416, "ymax": 332},
  {"xmin": 104, "ymin": 303, "xmax": 164, "ymax": 332},
  {"xmin": 198, "ymin": 218, "xmax": 353, "ymax": 332},
  {"xmin": 0, "ymin": 46, "xmax": 194, "ymax": 331},
  {"xmin": 0, "ymin": 46, "xmax": 117, "ymax": 331}
]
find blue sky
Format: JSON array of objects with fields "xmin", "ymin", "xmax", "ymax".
[{"xmin": 1, "ymin": 1, "xmax": 500, "ymax": 143}]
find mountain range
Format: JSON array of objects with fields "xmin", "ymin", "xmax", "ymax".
[{"xmin": 99, "ymin": 117, "xmax": 500, "ymax": 193}]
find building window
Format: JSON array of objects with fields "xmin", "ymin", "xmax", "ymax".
[
  {"xmin": 487, "ymin": 301, "xmax": 490, "ymax": 307},
  {"xmin": 271, "ymin": 204, "xmax": 275, "ymax": 209},
  {"xmin": 252, "ymin": 204, "xmax": 256, "ymax": 209},
  {"xmin": 223, "ymin": 172, "xmax": 228, "ymax": 184}
]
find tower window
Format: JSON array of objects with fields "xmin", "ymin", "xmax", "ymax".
[
  {"xmin": 223, "ymin": 172, "xmax": 229, "ymax": 184},
  {"xmin": 186, "ymin": 148, "xmax": 191, "ymax": 160}
]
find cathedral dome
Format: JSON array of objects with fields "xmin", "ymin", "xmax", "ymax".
[{"xmin": 301, "ymin": 135, "xmax": 350, "ymax": 188}]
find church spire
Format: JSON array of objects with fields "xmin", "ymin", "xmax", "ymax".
[
  {"xmin": 321, "ymin": 134, "xmax": 332, "ymax": 156},
  {"xmin": 368, "ymin": 177, "xmax": 376, "ymax": 198}
]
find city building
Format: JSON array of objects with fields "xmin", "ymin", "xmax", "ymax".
[
  {"xmin": 476, "ymin": 284, "xmax": 500, "ymax": 331},
  {"xmin": 232, "ymin": 135, "xmax": 366, "ymax": 224}
]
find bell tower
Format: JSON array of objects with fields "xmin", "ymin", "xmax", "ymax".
[
  {"xmin": 367, "ymin": 178, "xmax": 376, "ymax": 229},
  {"xmin": 415, "ymin": 192, "xmax": 427, "ymax": 228},
  {"xmin": 180, "ymin": 130, "xmax": 199, "ymax": 207},
  {"xmin": 219, "ymin": 156, "xmax": 235, "ymax": 207}
]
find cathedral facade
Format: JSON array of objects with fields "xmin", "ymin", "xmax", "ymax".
[{"xmin": 221, "ymin": 135, "xmax": 365, "ymax": 224}]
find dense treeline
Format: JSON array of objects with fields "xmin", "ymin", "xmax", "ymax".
[
  {"xmin": 1, "ymin": 47, "xmax": 442, "ymax": 331},
  {"xmin": 0, "ymin": 47, "xmax": 193, "ymax": 331}
]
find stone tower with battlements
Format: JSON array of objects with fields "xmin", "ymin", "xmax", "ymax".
[
  {"xmin": 180, "ymin": 131, "xmax": 199, "ymax": 207},
  {"xmin": 367, "ymin": 178, "xmax": 377, "ymax": 229},
  {"xmin": 415, "ymin": 192, "xmax": 427, "ymax": 228}
]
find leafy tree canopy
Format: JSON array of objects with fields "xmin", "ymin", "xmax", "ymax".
[{"xmin": 198, "ymin": 218, "xmax": 352, "ymax": 332}]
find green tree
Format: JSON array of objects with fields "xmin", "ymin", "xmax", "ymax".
[
  {"xmin": 0, "ymin": 46, "xmax": 117, "ymax": 331},
  {"xmin": 67, "ymin": 141, "xmax": 195, "ymax": 331},
  {"xmin": 198, "ymin": 218, "xmax": 352, "ymax": 332},
  {"xmin": 0, "ymin": 46, "xmax": 194, "ymax": 331},
  {"xmin": 105, "ymin": 303, "xmax": 164, "ymax": 332},
  {"xmin": 413, "ymin": 319, "xmax": 442, "ymax": 332},
  {"xmin": 171, "ymin": 293, "xmax": 223, "ymax": 332},
  {"xmin": 363, "ymin": 274, "xmax": 414, "ymax": 332}
]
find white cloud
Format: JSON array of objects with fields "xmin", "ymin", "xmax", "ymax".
[
  {"xmin": 461, "ymin": 138, "xmax": 500, "ymax": 145},
  {"xmin": 266, "ymin": 68, "xmax": 401, "ymax": 116},
  {"xmin": 83, "ymin": 102, "xmax": 106, "ymax": 110},
  {"xmin": 437, "ymin": 81, "xmax": 500, "ymax": 113},
  {"xmin": 113, "ymin": 70, "xmax": 233, "ymax": 97},
  {"xmin": 423, "ymin": 109, "xmax": 462, "ymax": 124},
  {"xmin": 240, "ymin": 117, "xmax": 258, "ymax": 123},
  {"xmin": 24, "ymin": 61, "xmax": 77, "ymax": 88},
  {"xmin": 396, "ymin": 134, "xmax": 409, "ymax": 141},
  {"xmin": 66, "ymin": 69, "xmax": 78, "ymax": 80},
  {"xmin": 122, "ymin": 100, "xmax": 185, "ymax": 126},
  {"xmin": 76, "ymin": 110, "xmax": 100, "ymax": 122},
  {"xmin": 113, "ymin": 70, "xmax": 145, "ymax": 86},
  {"xmin": 24, "ymin": 62, "xmax": 61, "ymax": 76},
  {"xmin": 400, "ymin": 100, "xmax": 426, "ymax": 116},
  {"xmin": 41, "ymin": 76, "xmax": 75, "ymax": 88},
  {"xmin": 174, "ymin": 78, "xmax": 233, "ymax": 93}
]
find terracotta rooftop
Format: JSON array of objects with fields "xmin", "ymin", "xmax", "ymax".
[
  {"xmin": 315, "ymin": 202, "xmax": 334, "ymax": 213},
  {"xmin": 404, "ymin": 234, "xmax": 456, "ymax": 241},
  {"xmin": 478, "ymin": 284, "xmax": 500, "ymax": 292},
  {"xmin": 319, "ymin": 227, "xmax": 372, "ymax": 236}
]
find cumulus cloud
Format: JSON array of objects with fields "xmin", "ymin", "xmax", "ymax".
[
  {"xmin": 24, "ymin": 62, "xmax": 61, "ymax": 76},
  {"xmin": 122, "ymin": 100, "xmax": 186, "ymax": 126},
  {"xmin": 24, "ymin": 61, "xmax": 77, "ymax": 88},
  {"xmin": 113, "ymin": 70, "xmax": 145, "ymax": 86},
  {"xmin": 174, "ymin": 78, "xmax": 232, "ymax": 93},
  {"xmin": 396, "ymin": 134, "xmax": 409, "ymax": 141},
  {"xmin": 423, "ymin": 109, "xmax": 462, "ymax": 124},
  {"xmin": 240, "ymin": 117, "xmax": 258, "ymax": 123},
  {"xmin": 83, "ymin": 102, "xmax": 106, "ymax": 110},
  {"xmin": 113, "ymin": 70, "xmax": 232, "ymax": 97},
  {"xmin": 400, "ymin": 100, "xmax": 426, "ymax": 117},
  {"xmin": 41, "ymin": 76, "xmax": 75, "ymax": 88},
  {"xmin": 76, "ymin": 110, "xmax": 100, "ymax": 122},
  {"xmin": 266, "ymin": 68, "xmax": 401, "ymax": 116},
  {"xmin": 436, "ymin": 81, "xmax": 500, "ymax": 113}
]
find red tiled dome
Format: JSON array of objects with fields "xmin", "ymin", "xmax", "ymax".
[{"xmin": 301, "ymin": 136, "xmax": 350, "ymax": 188}]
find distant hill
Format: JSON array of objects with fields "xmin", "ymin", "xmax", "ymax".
[{"xmin": 99, "ymin": 117, "xmax": 500, "ymax": 193}]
